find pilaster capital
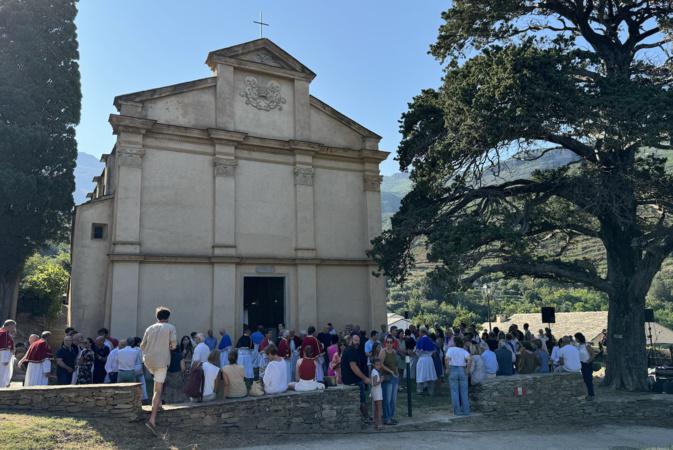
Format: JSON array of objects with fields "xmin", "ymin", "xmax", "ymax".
[
  {"xmin": 363, "ymin": 174, "xmax": 383, "ymax": 192},
  {"xmin": 214, "ymin": 157, "xmax": 238, "ymax": 177},
  {"xmin": 294, "ymin": 167, "xmax": 314, "ymax": 186},
  {"xmin": 117, "ymin": 147, "xmax": 145, "ymax": 168}
]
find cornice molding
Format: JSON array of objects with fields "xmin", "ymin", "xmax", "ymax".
[
  {"xmin": 108, "ymin": 115, "xmax": 389, "ymax": 163},
  {"xmin": 108, "ymin": 253, "xmax": 376, "ymax": 266}
]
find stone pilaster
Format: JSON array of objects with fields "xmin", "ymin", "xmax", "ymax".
[
  {"xmin": 213, "ymin": 157, "xmax": 237, "ymax": 256},
  {"xmin": 294, "ymin": 79, "xmax": 311, "ymax": 140},
  {"xmin": 209, "ymin": 129, "xmax": 245, "ymax": 257},
  {"xmin": 294, "ymin": 150, "xmax": 316, "ymax": 258},
  {"xmin": 363, "ymin": 172, "xmax": 386, "ymax": 330},
  {"xmin": 109, "ymin": 115, "xmax": 154, "ymax": 254},
  {"xmin": 212, "ymin": 263, "xmax": 237, "ymax": 336},
  {"xmin": 216, "ymin": 64, "xmax": 235, "ymax": 130}
]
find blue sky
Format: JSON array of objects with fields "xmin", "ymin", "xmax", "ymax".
[{"xmin": 74, "ymin": 1, "xmax": 447, "ymax": 175}]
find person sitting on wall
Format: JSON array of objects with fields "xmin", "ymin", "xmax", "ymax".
[
  {"xmin": 557, "ymin": 336, "xmax": 582, "ymax": 373},
  {"xmin": 289, "ymin": 344, "xmax": 325, "ymax": 392},
  {"xmin": 221, "ymin": 349, "xmax": 248, "ymax": 399},
  {"xmin": 191, "ymin": 350, "xmax": 221, "ymax": 402},
  {"xmin": 516, "ymin": 342, "xmax": 540, "ymax": 374},
  {"xmin": 495, "ymin": 340, "xmax": 514, "ymax": 376},
  {"xmin": 262, "ymin": 345, "xmax": 288, "ymax": 395}
]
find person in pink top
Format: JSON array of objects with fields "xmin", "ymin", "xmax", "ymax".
[{"xmin": 326, "ymin": 335, "xmax": 341, "ymax": 383}]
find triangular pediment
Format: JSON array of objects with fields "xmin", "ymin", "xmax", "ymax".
[{"xmin": 206, "ymin": 38, "xmax": 316, "ymax": 81}]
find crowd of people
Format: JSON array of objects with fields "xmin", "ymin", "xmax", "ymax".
[{"xmin": 0, "ymin": 312, "xmax": 599, "ymax": 433}]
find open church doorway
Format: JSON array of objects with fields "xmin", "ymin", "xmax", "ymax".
[{"xmin": 243, "ymin": 276, "xmax": 285, "ymax": 332}]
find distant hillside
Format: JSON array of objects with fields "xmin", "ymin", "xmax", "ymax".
[
  {"xmin": 379, "ymin": 149, "xmax": 579, "ymax": 228},
  {"xmin": 74, "ymin": 152, "xmax": 103, "ymax": 204}
]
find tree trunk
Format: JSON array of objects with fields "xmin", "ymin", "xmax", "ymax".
[
  {"xmin": 0, "ymin": 271, "xmax": 20, "ymax": 321},
  {"xmin": 603, "ymin": 288, "xmax": 648, "ymax": 390}
]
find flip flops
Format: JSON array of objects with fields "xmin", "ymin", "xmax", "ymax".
[{"xmin": 145, "ymin": 422, "xmax": 159, "ymax": 437}]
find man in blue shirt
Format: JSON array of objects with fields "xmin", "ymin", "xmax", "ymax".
[
  {"xmin": 204, "ymin": 329, "xmax": 218, "ymax": 351},
  {"xmin": 251, "ymin": 325, "xmax": 265, "ymax": 346},
  {"xmin": 495, "ymin": 340, "xmax": 514, "ymax": 376},
  {"xmin": 364, "ymin": 331, "xmax": 378, "ymax": 362}
]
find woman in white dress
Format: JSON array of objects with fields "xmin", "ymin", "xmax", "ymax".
[{"xmin": 414, "ymin": 328, "xmax": 437, "ymax": 395}]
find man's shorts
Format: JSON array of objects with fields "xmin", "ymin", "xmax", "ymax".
[{"xmin": 146, "ymin": 366, "xmax": 167, "ymax": 383}]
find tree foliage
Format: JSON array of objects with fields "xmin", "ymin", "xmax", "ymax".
[
  {"xmin": 18, "ymin": 245, "xmax": 70, "ymax": 319},
  {"xmin": 0, "ymin": 0, "xmax": 80, "ymax": 319},
  {"xmin": 371, "ymin": 1, "xmax": 673, "ymax": 390}
]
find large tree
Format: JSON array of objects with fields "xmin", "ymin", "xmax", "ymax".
[
  {"xmin": 371, "ymin": 1, "xmax": 672, "ymax": 390},
  {"xmin": 0, "ymin": 0, "xmax": 80, "ymax": 320}
]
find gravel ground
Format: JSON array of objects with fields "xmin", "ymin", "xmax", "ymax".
[{"xmin": 237, "ymin": 424, "xmax": 673, "ymax": 450}]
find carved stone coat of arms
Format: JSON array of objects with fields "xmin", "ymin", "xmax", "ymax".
[{"xmin": 240, "ymin": 76, "xmax": 286, "ymax": 111}]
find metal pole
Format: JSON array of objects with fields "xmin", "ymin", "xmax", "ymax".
[
  {"xmin": 405, "ymin": 355, "xmax": 412, "ymax": 417},
  {"xmin": 487, "ymin": 292, "xmax": 492, "ymax": 332}
]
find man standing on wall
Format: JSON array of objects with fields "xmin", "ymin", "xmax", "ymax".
[
  {"xmin": 140, "ymin": 306, "xmax": 177, "ymax": 435},
  {"xmin": 0, "ymin": 320, "xmax": 16, "ymax": 388}
]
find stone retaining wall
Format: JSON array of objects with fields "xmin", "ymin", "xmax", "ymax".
[
  {"xmin": 152, "ymin": 385, "xmax": 362, "ymax": 432},
  {"xmin": 0, "ymin": 383, "xmax": 142, "ymax": 421},
  {"xmin": 471, "ymin": 372, "xmax": 586, "ymax": 417}
]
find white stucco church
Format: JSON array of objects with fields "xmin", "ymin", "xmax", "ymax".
[{"xmin": 69, "ymin": 39, "xmax": 389, "ymax": 340}]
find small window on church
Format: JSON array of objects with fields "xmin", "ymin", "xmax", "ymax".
[{"xmin": 91, "ymin": 223, "xmax": 107, "ymax": 240}]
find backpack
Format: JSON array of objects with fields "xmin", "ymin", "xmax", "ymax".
[{"xmin": 183, "ymin": 363, "xmax": 204, "ymax": 400}]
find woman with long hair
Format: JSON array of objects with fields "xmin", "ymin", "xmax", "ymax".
[
  {"xmin": 179, "ymin": 335, "xmax": 194, "ymax": 380},
  {"xmin": 75, "ymin": 338, "xmax": 95, "ymax": 384}
]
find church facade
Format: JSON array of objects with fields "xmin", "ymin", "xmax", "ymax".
[{"xmin": 69, "ymin": 39, "xmax": 388, "ymax": 340}]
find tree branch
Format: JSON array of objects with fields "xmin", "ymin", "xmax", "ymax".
[{"xmin": 461, "ymin": 258, "xmax": 613, "ymax": 294}]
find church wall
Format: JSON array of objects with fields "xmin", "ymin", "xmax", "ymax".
[
  {"xmin": 142, "ymin": 87, "xmax": 216, "ymax": 129},
  {"xmin": 140, "ymin": 148, "xmax": 214, "ymax": 255},
  {"xmin": 233, "ymin": 70, "xmax": 295, "ymax": 140},
  {"xmin": 235, "ymin": 159, "xmax": 296, "ymax": 257},
  {"xmin": 310, "ymin": 106, "xmax": 364, "ymax": 150},
  {"xmin": 316, "ymin": 266, "xmax": 370, "ymax": 330},
  {"xmin": 314, "ymin": 167, "xmax": 366, "ymax": 258},
  {"xmin": 138, "ymin": 263, "xmax": 213, "ymax": 337},
  {"xmin": 69, "ymin": 198, "xmax": 113, "ymax": 338}
]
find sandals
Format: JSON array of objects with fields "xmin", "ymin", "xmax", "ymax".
[{"xmin": 145, "ymin": 422, "xmax": 159, "ymax": 437}]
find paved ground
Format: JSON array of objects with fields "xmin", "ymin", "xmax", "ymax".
[{"xmin": 239, "ymin": 424, "xmax": 673, "ymax": 450}]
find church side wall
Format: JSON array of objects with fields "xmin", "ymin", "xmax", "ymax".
[
  {"xmin": 69, "ymin": 198, "xmax": 113, "ymax": 338},
  {"xmin": 138, "ymin": 263, "xmax": 213, "ymax": 338},
  {"xmin": 140, "ymin": 148, "xmax": 214, "ymax": 255},
  {"xmin": 235, "ymin": 159, "xmax": 296, "ymax": 257},
  {"xmin": 316, "ymin": 266, "xmax": 370, "ymax": 330},
  {"xmin": 313, "ymin": 167, "xmax": 367, "ymax": 259}
]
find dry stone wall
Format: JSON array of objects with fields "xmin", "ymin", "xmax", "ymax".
[
  {"xmin": 0, "ymin": 382, "xmax": 142, "ymax": 421},
  {"xmin": 153, "ymin": 385, "xmax": 362, "ymax": 432},
  {"xmin": 470, "ymin": 372, "xmax": 586, "ymax": 417}
]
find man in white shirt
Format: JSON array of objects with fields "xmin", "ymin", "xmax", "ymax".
[
  {"xmin": 117, "ymin": 339, "xmax": 141, "ymax": 382},
  {"xmin": 557, "ymin": 337, "xmax": 581, "ymax": 373},
  {"xmin": 192, "ymin": 333, "xmax": 210, "ymax": 366},
  {"xmin": 262, "ymin": 346, "xmax": 288, "ymax": 395}
]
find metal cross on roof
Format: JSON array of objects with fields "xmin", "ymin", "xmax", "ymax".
[{"xmin": 253, "ymin": 12, "xmax": 269, "ymax": 38}]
